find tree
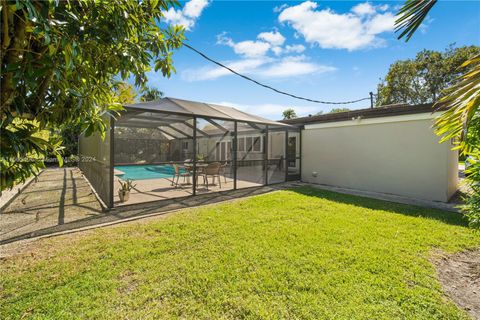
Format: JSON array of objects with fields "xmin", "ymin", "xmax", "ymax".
[
  {"xmin": 329, "ymin": 108, "xmax": 350, "ymax": 113},
  {"xmin": 0, "ymin": 0, "xmax": 184, "ymax": 190},
  {"xmin": 115, "ymin": 83, "xmax": 138, "ymax": 104},
  {"xmin": 282, "ymin": 108, "xmax": 297, "ymax": 120},
  {"xmin": 376, "ymin": 46, "xmax": 480, "ymax": 106},
  {"xmin": 141, "ymin": 86, "xmax": 164, "ymax": 102},
  {"xmin": 395, "ymin": 0, "xmax": 480, "ymax": 227}
]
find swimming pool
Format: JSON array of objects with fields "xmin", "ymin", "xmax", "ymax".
[{"xmin": 115, "ymin": 165, "xmax": 182, "ymax": 180}]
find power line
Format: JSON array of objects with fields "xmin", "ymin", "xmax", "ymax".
[{"xmin": 183, "ymin": 43, "xmax": 372, "ymax": 105}]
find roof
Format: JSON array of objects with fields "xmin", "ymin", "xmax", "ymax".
[
  {"xmin": 115, "ymin": 97, "xmax": 293, "ymax": 140},
  {"xmin": 122, "ymin": 97, "xmax": 289, "ymax": 127},
  {"xmin": 281, "ymin": 103, "xmax": 437, "ymax": 126}
]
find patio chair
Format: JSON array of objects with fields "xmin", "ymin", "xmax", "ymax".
[
  {"xmin": 220, "ymin": 162, "xmax": 229, "ymax": 183},
  {"xmin": 201, "ymin": 162, "xmax": 222, "ymax": 190},
  {"xmin": 171, "ymin": 164, "xmax": 192, "ymax": 188},
  {"xmin": 183, "ymin": 159, "xmax": 193, "ymax": 174}
]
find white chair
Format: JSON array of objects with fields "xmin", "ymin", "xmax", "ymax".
[{"xmin": 171, "ymin": 164, "xmax": 192, "ymax": 188}]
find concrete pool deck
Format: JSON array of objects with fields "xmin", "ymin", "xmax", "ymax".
[{"xmin": 113, "ymin": 165, "xmax": 284, "ymax": 206}]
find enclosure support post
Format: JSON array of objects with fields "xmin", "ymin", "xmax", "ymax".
[
  {"xmin": 264, "ymin": 125, "xmax": 268, "ymax": 186},
  {"xmin": 285, "ymin": 129, "xmax": 289, "ymax": 182},
  {"xmin": 299, "ymin": 128, "xmax": 303, "ymax": 182},
  {"xmin": 233, "ymin": 121, "xmax": 237, "ymax": 190},
  {"xmin": 109, "ymin": 116, "xmax": 115, "ymax": 209},
  {"xmin": 193, "ymin": 117, "xmax": 197, "ymax": 196}
]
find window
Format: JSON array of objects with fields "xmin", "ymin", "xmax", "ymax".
[
  {"xmin": 221, "ymin": 142, "xmax": 226, "ymax": 161},
  {"xmin": 241, "ymin": 136, "xmax": 263, "ymax": 153},
  {"xmin": 182, "ymin": 141, "xmax": 189, "ymax": 149},
  {"xmin": 238, "ymin": 137, "xmax": 245, "ymax": 152},
  {"xmin": 287, "ymin": 136, "xmax": 297, "ymax": 158},
  {"xmin": 253, "ymin": 137, "xmax": 261, "ymax": 152},
  {"xmin": 246, "ymin": 137, "xmax": 253, "ymax": 152},
  {"xmin": 227, "ymin": 141, "xmax": 232, "ymax": 160},
  {"xmin": 215, "ymin": 141, "xmax": 233, "ymax": 161}
]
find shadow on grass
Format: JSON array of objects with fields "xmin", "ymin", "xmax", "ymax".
[
  {"xmin": 290, "ymin": 186, "xmax": 468, "ymax": 227},
  {"xmin": 2, "ymin": 184, "xmax": 466, "ymax": 245}
]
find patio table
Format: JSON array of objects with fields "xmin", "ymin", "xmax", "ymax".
[{"xmin": 181, "ymin": 163, "xmax": 209, "ymax": 185}]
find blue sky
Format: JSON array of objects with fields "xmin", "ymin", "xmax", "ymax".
[{"xmin": 147, "ymin": 0, "xmax": 479, "ymax": 120}]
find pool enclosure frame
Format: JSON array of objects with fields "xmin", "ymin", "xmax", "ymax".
[{"xmin": 79, "ymin": 98, "xmax": 301, "ymax": 209}]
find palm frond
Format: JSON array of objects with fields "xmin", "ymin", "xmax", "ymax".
[
  {"xmin": 395, "ymin": 0, "xmax": 437, "ymax": 42},
  {"xmin": 434, "ymin": 54, "xmax": 480, "ymax": 154}
]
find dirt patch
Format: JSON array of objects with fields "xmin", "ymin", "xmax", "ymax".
[{"xmin": 433, "ymin": 249, "xmax": 480, "ymax": 319}]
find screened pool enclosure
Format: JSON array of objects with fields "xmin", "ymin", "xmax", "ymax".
[{"xmin": 79, "ymin": 98, "xmax": 301, "ymax": 208}]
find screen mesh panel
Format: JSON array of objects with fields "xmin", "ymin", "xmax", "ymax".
[
  {"xmin": 78, "ymin": 116, "xmax": 112, "ymax": 207},
  {"xmin": 79, "ymin": 98, "xmax": 300, "ymax": 208},
  {"xmin": 267, "ymin": 129, "xmax": 286, "ymax": 184}
]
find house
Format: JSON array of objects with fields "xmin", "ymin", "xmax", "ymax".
[
  {"xmin": 78, "ymin": 98, "xmax": 457, "ymax": 209},
  {"xmin": 282, "ymin": 103, "xmax": 458, "ymax": 202}
]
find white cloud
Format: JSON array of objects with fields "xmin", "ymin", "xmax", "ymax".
[
  {"xmin": 271, "ymin": 44, "xmax": 306, "ymax": 56},
  {"xmin": 272, "ymin": 46, "xmax": 283, "ymax": 55},
  {"xmin": 377, "ymin": 4, "xmax": 389, "ymax": 11},
  {"xmin": 419, "ymin": 16, "xmax": 434, "ymax": 34},
  {"xmin": 217, "ymin": 31, "xmax": 307, "ymax": 58},
  {"xmin": 257, "ymin": 30, "xmax": 286, "ymax": 46},
  {"xmin": 352, "ymin": 3, "xmax": 375, "ymax": 16},
  {"xmin": 232, "ymin": 40, "xmax": 271, "ymax": 57},
  {"xmin": 258, "ymin": 55, "xmax": 335, "ymax": 78},
  {"xmin": 213, "ymin": 101, "xmax": 322, "ymax": 120},
  {"xmin": 164, "ymin": 0, "xmax": 210, "ymax": 30},
  {"xmin": 278, "ymin": 1, "xmax": 396, "ymax": 50},
  {"xmin": 182, "ymin": 55, "xmax": 335, "ymax": 81},
  {"xmin": 285, "ymin": 44, "xmax": 306, "ymax": 53},
  {"xmin": 201, "ymin": 25, "xmax": 336, "ymax": 82},
  {"xmin": 273, "ymin": 4, "xmax": 288, "ymax": 13},
  {"xmin": 183, "ymin": 57, "xmax": 271, "ymax": 81},
  {"xmin": 217, "ymin": 33, "xmax": 271, "ymax": 57},
  {"xmin": 183, "ymin": 0, "xmax": 209, "ymax": 18},
  {"xmin": 366, "ymin": 11, "xmax": 396, "ymax": 34}
]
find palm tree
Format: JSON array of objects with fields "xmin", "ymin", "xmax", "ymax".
[
  {"xmin": 282, "ymin": 108, "xmax": 297, "ymax": 120},
  {"xmin": 395, "ymin": 0, "xmax": 480, "ymax": 227},
  {"xmin": 140, "ymin": 87, "xmax": 164, "ymax": 102}
]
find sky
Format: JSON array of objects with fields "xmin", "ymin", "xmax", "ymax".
[{"xmin": 147, "ymin": 0, "xmax": 480, "ymax": 120}]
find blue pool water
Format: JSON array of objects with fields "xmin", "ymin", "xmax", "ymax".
[{"xmin": 115, "ymin": 165, "xmax": 181, "ymax": 180}]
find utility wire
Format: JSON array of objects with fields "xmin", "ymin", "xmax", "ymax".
[{"xmin": 184, "ymin": 43, "xmax": 372, "ymax": 105}]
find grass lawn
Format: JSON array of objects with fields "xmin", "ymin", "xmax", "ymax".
[{"xmin": 1, "ymin": 187, "xmax": 478, "ymax": 319}]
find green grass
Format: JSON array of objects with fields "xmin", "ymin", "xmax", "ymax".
[{"xmin": 1, "ymin": 187, "xmax": 478, "ymax": 319}]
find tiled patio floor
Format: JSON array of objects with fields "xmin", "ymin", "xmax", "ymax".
[{"xmin": 114, "ymin": 165, "xmax": 286, "ymax": 206}]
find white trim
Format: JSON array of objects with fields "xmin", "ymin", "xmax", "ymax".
[{"xmin": 304, "ymin": 112, "xmax": 442, "ymax": 130}]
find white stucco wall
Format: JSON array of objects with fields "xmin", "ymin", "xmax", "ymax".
[{"xmin": 301, "ymin": 113, "xmax": 458, "ymax": 202}]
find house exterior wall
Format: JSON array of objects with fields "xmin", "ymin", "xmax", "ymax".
[{"xmin": 300, "ymin": 113, "xmax": 458, "ymax": 202}]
